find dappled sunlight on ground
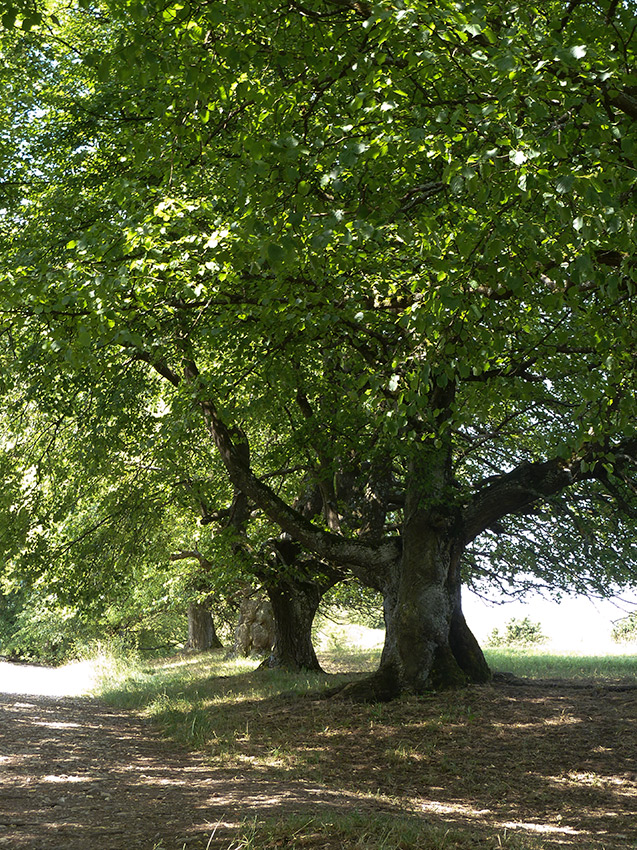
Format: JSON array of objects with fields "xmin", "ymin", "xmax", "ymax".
[
  {"xmin": 0, "ymin": 687, "xmax": 406, "ymax": 849},
  {"xmin": 1, "ymin": 655, "xmax": 637, "ymax": 849},
  {"xmin": 176, "ymin": 674, "xmax": 637, "ymax": 849}
]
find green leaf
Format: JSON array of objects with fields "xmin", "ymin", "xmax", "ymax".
[
  {"xmin": 266, "ymin": 242, "xmax": 285, "ymax": 265},
  {"xmin": 556, "ymin": 175, "xmax": 574, "ymax": 194}
]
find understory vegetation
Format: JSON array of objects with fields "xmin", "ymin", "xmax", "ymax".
[
  {"xmin": 198, "ymin": 813, "xmax": 544, "ymax": 850},
  {"xmin": 486, "ymin": 616, "xmax": 548, "ymax": 649},
  {"xmin": 611, "ymin": 612, "xmax": 637, "ymax": 644}
]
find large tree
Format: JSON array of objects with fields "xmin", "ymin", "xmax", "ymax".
[{"xmin": 1, "ymin": 0, "xmax": 636, "ymax": 697}]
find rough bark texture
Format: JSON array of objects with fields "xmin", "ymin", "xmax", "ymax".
[
  {"xmin": 229, "ymin": 595, "xmax": 275, "ymax": 657},
  {"xmin": 341, "ymin": 439, "xmax": 490, "ymax": 701},
  {"xmin": 370, "ymin": 558, "xmax": 465, "ymax": 699},
  {"xmin": 262, "ymin": 578, "xmax": 324, "ymax": 672},
  {"xmin": 258, "ymin": 537, "xmax": 341, "ymax": 672},
  {"xmin": 364, "ymin": 445, "xmax": 464, "ymax": 696},
  {"xmin": 186, "ymin": 603, "xmax": 223, "ymax": 651},
  {"xmin": 338, "ymin": 532, "xmax": 489, "ymax": 702},
  {"xmin": 447, "ymin": 573, "xmax": 492, "ymax": 684}
]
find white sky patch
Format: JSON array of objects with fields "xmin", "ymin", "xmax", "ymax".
[{"xmin": 463, "ymin": 589, "xmax": 637, "ymax": 653}]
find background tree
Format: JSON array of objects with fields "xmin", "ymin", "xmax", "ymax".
[
  {"xmin": 1, "ymin": 0, "xmax": 636, "ymax": 696},
  {"xmin": 611, "ymin": 611, "xmax": 637, "ymax": 645}
]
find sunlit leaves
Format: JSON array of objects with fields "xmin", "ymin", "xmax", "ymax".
[{"xmin": 0, "ymin": 0, "xmax": 635, "ymax": 605}]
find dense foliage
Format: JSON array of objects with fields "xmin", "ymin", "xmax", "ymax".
[
  {"xmin": 1, "ymin": 0, "xmax": 635, "ymax": 687},
  {"xmin": 486, "ymin": 616, "xmax": 547, "ymax": 648}
]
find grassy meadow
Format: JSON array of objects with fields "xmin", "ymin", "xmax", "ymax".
[{"xmin": 92, "ymin": 623, "xmax": 637, "ymax": 850}]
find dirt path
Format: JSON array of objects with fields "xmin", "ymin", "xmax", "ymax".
[
  {"xmin": 1, "ymin": 692, "xmax": 225, "ymax": 849},
  {"xmin": 0, "ymin": 664, "xmax": 387, "ymax": 850},
  {"xmin": 2, "ymin": 662, "xmax": 636, "ymax": 849}
]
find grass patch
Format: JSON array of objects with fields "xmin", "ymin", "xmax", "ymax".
[
  {"xmin": 91, "ymin": 644, "xmax": 637, "ymax": 755},
  {"xmin": 93, "ymin": 648, "xmax": 354, "ymax": 751},
  {"xmin": 484, "ymin": 647, "xmax": 637, "ymax": 680},
  {"xmin": 226, "ymin": 812, "xmax": 540, "ymax": 849}
]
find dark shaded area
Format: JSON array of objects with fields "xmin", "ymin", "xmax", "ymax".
[{"xmin": 0, "ymin": 691, "xmax": 398, "ymax": 849}]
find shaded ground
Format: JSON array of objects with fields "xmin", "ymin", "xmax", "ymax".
[
  {"xmin": 1, "ymin": 664, "xmax": 636, "ymax": 849},
  {"xmin": 0, "ymin": 691, "xmax": 400, "ymax": 849}
]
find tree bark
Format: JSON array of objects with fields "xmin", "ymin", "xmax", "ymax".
[
  {"xmin": 258, "ymin": 536, "xmax": 341, "ymax": 672},
  {"xmin": 371, "ymin": 534, "xmax": 466, "ymax": 697},
  {"xmin": 229, "ymin": 593, "xmax": 275, "ymax": 657},
  {"xmin": 447, "ymin": 554, "xmax": 491, "ymax": 684},
  {"xmin": 262, "ymin": 577, "xmax": 324, "ymax": 672},
  {"xmin": 340, "ymin": 440, "xmax": 490, "ymax": 701},
  {"xmin": 187, "ymin": 602, "xmax": 223, "ymax": 651},
  {"xmin": 339, "ymin": 531, "xmax": 489, "ymax": 701}
]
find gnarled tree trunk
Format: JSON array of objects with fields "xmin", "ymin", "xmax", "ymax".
[
  {"xmin": 342, "ymin": 442, "xmax": 491, "ymax": 701},
  {"xmin": 343, "ymin": 531, "xmax": 489, "ymax": 701},
  {"xmin": 230, "ymin": 594, "xmax": 275, "ymax": 657},
  {"xmin": 262, "ymin": 576, "xmax": 324, "ymax": 672}
]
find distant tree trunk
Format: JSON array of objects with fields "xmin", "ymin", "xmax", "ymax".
[
  {"xmin": 259, "ymin": 538, "xmax": 342, "ymax": 673},
  {"xmin": 187, "ymin": 602, "xmax": 223, "ymax": 651},
  {"xmin": 262, "ymin": 577, "xmax": 324, "ymax": 672}
]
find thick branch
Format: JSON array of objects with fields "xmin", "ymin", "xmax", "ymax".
[
  {"xmin": 606, "ymin": 88, "xmax": 637, "ymax": 120},
  {"xmin": 136, "ymin": 351, "xmax": 182, "ymax": 386},
  {"xmin": 296, "ymin": 389, "xmax": 341, "ymax": 531},
  {"xmin": 170, "ymin": 550, "xmax": 209, "ymax": 565},
  {"xmin": 193, "ymin": 390, "xmax": 398, "ymax": 572},
  {"xmin": 463, "ymin": 437, "xmax": 637, "ymax": 543},
  {"xmin": 462, "ymin": 458, "xmax": 576, "ymax": 544}
]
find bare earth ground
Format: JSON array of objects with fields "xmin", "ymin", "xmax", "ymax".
[{"xmin": 1, "ymin": 663, "xmax": 636, "ymax": 849}]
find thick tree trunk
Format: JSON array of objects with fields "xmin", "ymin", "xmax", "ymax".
[
  {"xmin": 262, "ymin": 577, "xmax": 324, "ymax": 672},
  {"xmin": 342, "ymin": 533, "xmax": 489, "ymax": 701},
  {"xmin": 447, "ymin": 561, "xmax": 491, "ymax": 684},
  {"xmin": 187, "ymin": 602, "xmax": 223, "ymax": 651},
  {"xmin": 380, "ymin": 478, "xmax": 465, "ymax": 693},
  {"xmin": 341, "ymin": 438, "xmax": 491, "ymax": 701}
]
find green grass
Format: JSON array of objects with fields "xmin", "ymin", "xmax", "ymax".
[
  {"xmin": 151, "ymin": 812, "xmax": 541, "ymax": 850},
  {"xmin": 92, "ymin": 642, "xmax": 637, "ymax": 850},
  {"xmin": 223, "ymin": 812, "xmax": 541, "ymax": 850},
  {"xmin": 91, "ymin": 642, "xmax": 637, "ymax": 757},
  {"xmin": 93, "ymin": 648, "xmax": 353, "ymax": 749},
  {"xmin": 484, "ymin": 647, "xmax": 637, "ymax": 680}
]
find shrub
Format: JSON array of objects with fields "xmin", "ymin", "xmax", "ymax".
[
  {"xmin": 611, "ymin": 612, "xmax": 637, "ymax": 644},
  {"xmin": 487, "ymin": 616, "xmax": 547, "ymax": 648}
]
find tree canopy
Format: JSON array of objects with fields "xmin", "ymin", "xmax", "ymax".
[{"xmin": 1, "ymin": 0, "xmax": 636, "ymax": 694}]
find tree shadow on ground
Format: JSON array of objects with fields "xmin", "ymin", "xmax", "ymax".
[
  {"xmin": 0, "ymin": 692, "xmax": 407, "ymax": 850},
  {"xmin": 173, "ymin": 676, "xmax": 637, "ymax": 849},
  {"xmin": 0, "ymin": 677, "xmax": 635, "ymax": 849}
]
